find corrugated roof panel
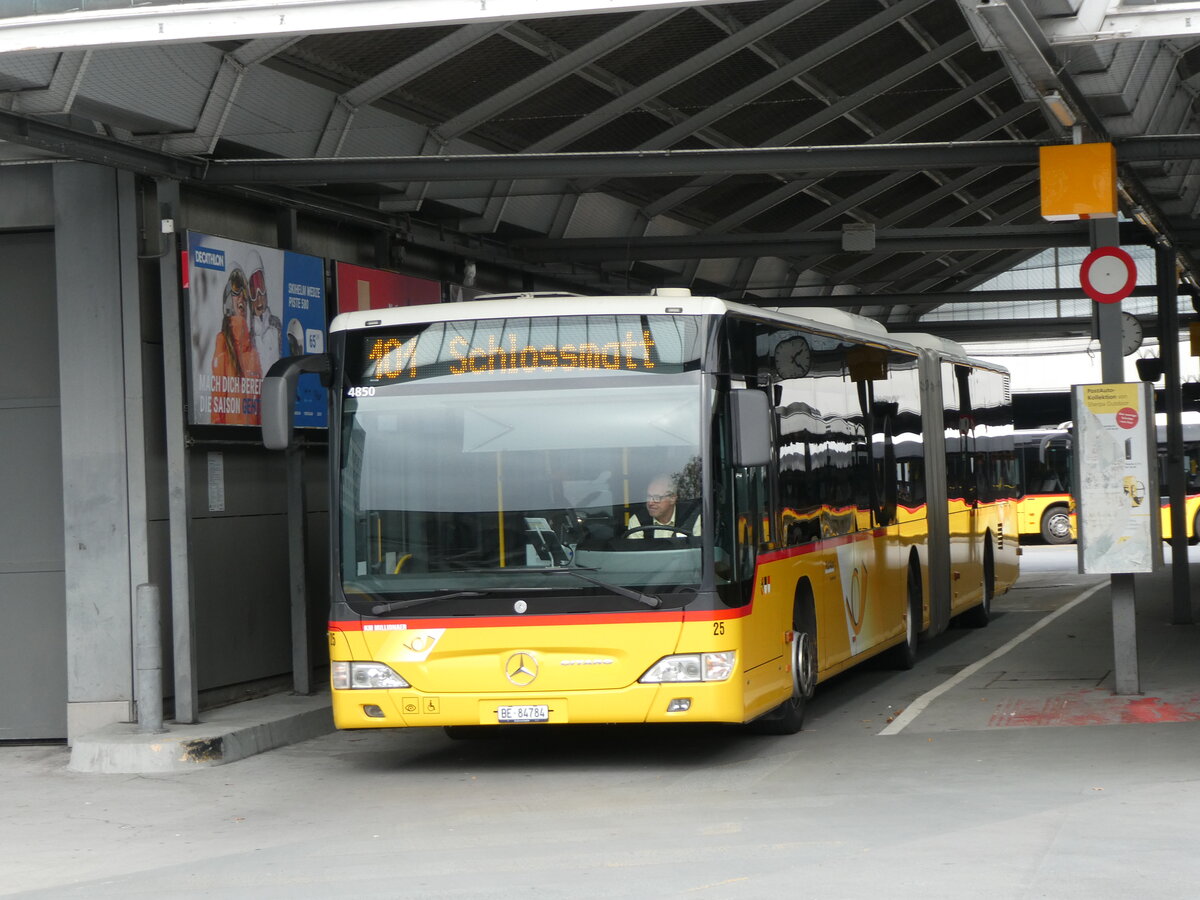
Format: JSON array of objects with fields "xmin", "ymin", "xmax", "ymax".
[
  {"xmin": 402, "ymin": 33, "xmax": 549, "ymax": 123},
  {"xmin": 289, "ymin": 26, "xmax": 461, "ymax": 85}
]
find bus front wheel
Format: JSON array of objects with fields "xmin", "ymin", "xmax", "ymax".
[
  {"xmin": 1040, "ymin": 506, "xmax": 1073, "ymax": 544},
  {"xmin": 751, "ymin": 593, "xmax": 816, "ymax": 735}
]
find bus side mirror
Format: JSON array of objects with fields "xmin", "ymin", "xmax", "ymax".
[
  {"xmin": 261, "ymin": 353, "xmax": 332, "ymax": 450},
  {"xmin": 731, "ymin": 389, "xmax": 770, "ymax": 467}
]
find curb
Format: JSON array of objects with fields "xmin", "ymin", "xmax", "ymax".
[{"xmin": 68, "ymin": 691, "xmax": 333, "ymax": 774}]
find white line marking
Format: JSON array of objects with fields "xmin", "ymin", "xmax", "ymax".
[{"xmin": 878, "ymin": 581, "xmax": 1109, "ymax": 736}]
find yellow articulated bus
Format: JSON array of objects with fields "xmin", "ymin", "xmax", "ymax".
[
  {"xmin": 1014, "ymin": 428, "xmax": 1076, "ymax": 544},
  {"xmin": 263, "ymin": 291, "xmax": 1018, "ymax": 735},
  {"xmin": 1014, "ymin": 419, "xmax": 1200, "ymax": 545}
]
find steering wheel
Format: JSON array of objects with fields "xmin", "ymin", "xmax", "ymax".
[{"xmin": 620, "ymin": 525, "xmax": 691, "ymax": 539}]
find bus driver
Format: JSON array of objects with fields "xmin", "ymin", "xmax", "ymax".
[{"xmin": 626, "ymin": 474, "xmax": 702, "ymax": 539}]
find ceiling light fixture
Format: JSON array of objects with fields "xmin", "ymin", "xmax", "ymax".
[{"xmin": 1041, "ymin": 91, "xmax": 1077, "ymax": 128}]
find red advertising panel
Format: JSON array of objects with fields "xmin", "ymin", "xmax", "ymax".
[{"xmin": 334, "ymin": 262, "xmax": 441, "ymax": 314}]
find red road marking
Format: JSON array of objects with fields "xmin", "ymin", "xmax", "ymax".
[{"xmin": 989, "ymin": 691, "xmax": 1200, "ymax": 727}]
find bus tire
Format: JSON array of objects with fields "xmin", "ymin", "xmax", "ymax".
[
  {"xmin": 1040, "ymin": 506, "xmax": 1072, "ymax": 544},
  {"xmin": 750, "ymin": 588, "xmax": 817, "ymax": 735},
  {"xmin": 960, "ymin": 542, "xmax": 994, "ymax": 628},
  {"xmin": 1190, "ymin": 509, "xmax": 1200, "ymax": 546},
  {"xmin": 886, "ymin": 560, "xmax": 921, "ymax": 669}
]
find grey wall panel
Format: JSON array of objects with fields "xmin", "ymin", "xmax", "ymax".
[
  {"xmin": 192, "ymin": 445, "xmax": 287, "ymax": 516},
  {"xmin": 181, "ymin": 186, "xmax": 366, "ymax": 271},
  {"xmin": 186, "ymin": 447, "xmax": 330, "ymax": 692},
  {"xmin": 191, "ymin": 445, "xmax": 329, "ymax": 516},
  {"xmin": 0, "ymin": 229, "xmax": 64, "ymax": 739},
  {"xmin": 0, "ymin": 231, "xmax": 57, "ymax": 403},
  {"xmin": 0, "ymin": 572, "xmax": 67, "ymax": 740},
  {"xmin": 0, "ymin": 166, "xmax": 53, "ymax": 231},
  {"xmin": 192, "ymin": 514, "xmax": 292, "ymax": 688},
  {"xmin": 0, "ymin": 406, "xmax": 63, "ymax": 571}
]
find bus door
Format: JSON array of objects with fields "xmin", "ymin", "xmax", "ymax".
[
  {"xmin": 720, "ymin": 387, "xmax": 775, "ymax": 673},
  {"xmin": 954, "ymin": 365, "xmax": 981, "ymax": 571}
]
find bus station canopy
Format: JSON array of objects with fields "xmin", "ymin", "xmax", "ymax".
[{"xmin": 3, "ymin": 0, "xmax": 1200, "ymax": 339}]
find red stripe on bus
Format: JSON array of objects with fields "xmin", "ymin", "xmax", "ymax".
[
  {"xmin": 331, "ymin": 605, "xmax": 751, "ymax": 631},
  {"xmin": 757, "ymin": 528, "xmax": 887, "ymax": 564}
]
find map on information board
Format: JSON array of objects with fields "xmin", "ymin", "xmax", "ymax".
[{"xmin": 1073, "ymin": 382, "xmax": 1159, "ymax": 574}]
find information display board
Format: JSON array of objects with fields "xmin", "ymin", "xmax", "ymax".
[{"xmin": 1072, "ymin": 382, "xmax": 1160, "ymax": 574}]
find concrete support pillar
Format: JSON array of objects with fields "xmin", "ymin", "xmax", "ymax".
[{"xmin": 54, "ymin": 163, "xmax": 148, "ymax": 741}]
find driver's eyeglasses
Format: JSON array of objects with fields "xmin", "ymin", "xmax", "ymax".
[{"xmin": 646, "ymin": 493, "xmax": 676, "ymax": 502}]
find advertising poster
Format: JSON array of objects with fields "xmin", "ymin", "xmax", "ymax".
[
  {"xmin": 1072, "ymin": 382, "xmax": 1160, "ymax": 574},
  {"xmin": 334, "ymin": 261, "xmax": 441, "ymax": 314},
  {"xmin": 184, "ymin": 231, "xmax": 327, "ymax": 428}
]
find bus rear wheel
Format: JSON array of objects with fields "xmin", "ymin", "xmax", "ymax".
[
  {"xmin": 1040, "ymin": 506, "xmax": 1072, "ymax": 544},
  {"xmin": 886, "ymin": 562, "xmax": 921, "ymax": 669},
  {"xmin": 960, "ymin": 544, "xmax": 994, "ymax": 628}
]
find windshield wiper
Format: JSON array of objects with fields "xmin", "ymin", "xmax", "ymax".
[
  {"xmin": 371, "ymin": 590, "xmax": 485, "ymax": 615},
  {"xmin": 536, "ymin": 567, "xmax": 662, "ymax": 608},
  {"xmin": 416, "ymin": 566, "xmax": 663, "ymax": 609}
]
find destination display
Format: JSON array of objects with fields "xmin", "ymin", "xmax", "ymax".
[{"xmin": 348, "ymin": 316, "xmax": 702, "ymax": 386}]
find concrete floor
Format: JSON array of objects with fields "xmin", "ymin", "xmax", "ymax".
[{"xmin": 3, "ymin": 544, "xmax": 1198, "ymax": 898}]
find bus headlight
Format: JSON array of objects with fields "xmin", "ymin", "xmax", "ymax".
[
  {"xmin": 332, "ymin": 661, "xmax": 410, "ymax": 690},
  {"xmin": 639, "ymin": 651, "xmax": 735, "ymax": 683}
]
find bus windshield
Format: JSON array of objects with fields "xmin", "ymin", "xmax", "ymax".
[{"xmin": 338, "ymin": 315, "xmax": 708, "ymax": 617}]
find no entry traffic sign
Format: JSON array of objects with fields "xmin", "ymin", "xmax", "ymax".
[{"xmin": 1080, "ymin": 245, "xmax": 1137, "ymax": 304}]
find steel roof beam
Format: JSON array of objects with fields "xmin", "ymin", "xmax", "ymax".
[
  {"xmin": 163, "ymin": 38, "xmax": 303, "ymax": 155},
  {"xmin": 641, "ymin": 29, "xmax": 974, "ymax": 219},
  {"xmin": 794, "ymin": 170, "xmax": 1040, "ymax": 297},
  {"xmin": 7, "ymin": 49, "xmax": 90, "ymax": 115},
  {"xmin": 0, "ymin": 107, "xmax": 200, "ymax": 179},
  {"xmin": 958, "ymin": 0, "xmax": 1062, "ymax": 102},
  {"xmin": 2, "ymin": 95, "xmax": 1197, "ymax": 188},
  {"xmin": 831, "ymin": 170, "xmax": 1040, "ymax": 283},
  {"xmin": 434, "ymin": 10, "xmax": 680, "ymax": 143},
  {"xmin": 894, "ymin": 198, "xmax": 1045, "ymax": 295},
  {"xmin": 314, "ymin": 23, "xmax": 504, "ymax": 157},
  {"xmin": 513, "ymin": 223, "xmax": 1145, "ymax": 263},
  {"xmin": 699, "ymin": 68, "xmax": 1013, "ymax": 235},
  {"xmin": 1041, "ymin": 0, "xmax": 1200, "ymax": 44},
  {"xmin": 522, "ymin": 0, "xmax": 830, "ymax": 153},
  {"xmin": 645, "ymin": 0, "xmax": 932, "ymax": 155},
  {"xmin": 193, "ymin": 134, "xmax": 1200, "ymax": 185},
  {"xmin": 441, "ymin": 12, "xmax": 687, "ymax": 233},
  {"xmin": 201, "ymin": 141, "xmax": 1040, "ymax": 183},
  {"xmin": 576, "ymin": 0, "xmax": 936, "ymax": 212},
  {"xmin": 766, "ymin": 285, "xmax": 1165, "ymax": 308}
]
